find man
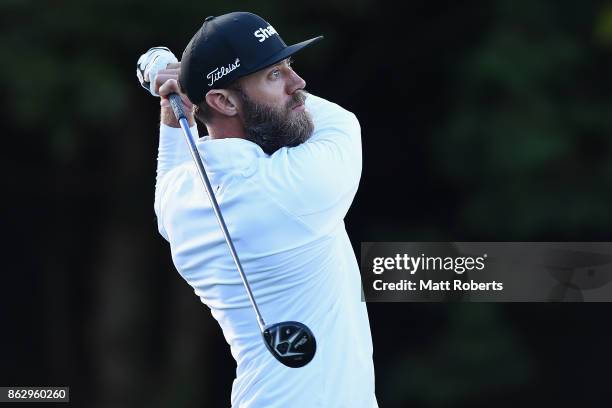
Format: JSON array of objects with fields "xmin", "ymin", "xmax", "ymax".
[{"xmin": 152, "ymin": 12, "xmax": 377, "ymax": 407}]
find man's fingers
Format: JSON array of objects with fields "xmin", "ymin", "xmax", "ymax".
[
  {"xmin": 158, "ymin": 78, "xmax": 180, "ymax": 96},
  {"xmin": 155, "ymin": 74, "xmax": 180, "ymax": 94},
  {"xmin": 158, "ymin": 79, "xmax": 193, "ymax": 110},
  {"xmin": 158, "ymin": 68, "xmax": 180, "ymax": 75},
  {"xmin": 155, "ymin": 73, "xmax": 178, "ymax": 84},
  {"xmin": 151, "ymin": 68, "xmax": 179, "ymax": 87},
  {"xmin": 159, "ymin": 95, "xmax": 193, "ymax": 108},
  {"xmin": 144, "ymin": 67, "xmax": 178, "ymax": 82},
  {"xmin": 179, "ymin": 93, "xmax": 194, "ymax": 109},
  {"xmin": 167, "ymin": 62, "xmax": 180, "ymax": 69}
]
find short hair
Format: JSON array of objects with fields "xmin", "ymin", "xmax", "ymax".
[{"xmin": 193, "ymin": 99, "xmax": 213, "ymax": 124}]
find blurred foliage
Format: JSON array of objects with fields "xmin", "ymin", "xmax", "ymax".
[
  {"xmin": 386, "ymin": 305, "xmax": 533, "ymax": 406},
  {"xmin": 432, "ymin": 0, "xmax": 612, "ymax": 239},
  {"xmin": 595, "ymin": 3, "xmax": 612, "ymax": 45}
]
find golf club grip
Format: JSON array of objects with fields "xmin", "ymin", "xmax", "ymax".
[{"xmin": 168, "ymin": 93, "xmax": 186, "ymax": 120}]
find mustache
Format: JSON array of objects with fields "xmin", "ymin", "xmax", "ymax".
[{"xmin": 288, "ymin": 90, "xmax": 308, "ymax": 110}]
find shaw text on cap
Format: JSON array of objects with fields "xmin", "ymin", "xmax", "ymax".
[{"xmin": 254, "ymin": 25, "xmax": 278, "ymax": 43}]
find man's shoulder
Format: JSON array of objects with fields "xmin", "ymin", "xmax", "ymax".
[
  {"xmin": 306, "ymin": 94, "xmax": 354, "ymax": 115},
  {"xmin": 305, "ymin": 94, "xmax": 359, "ymax": 131}
]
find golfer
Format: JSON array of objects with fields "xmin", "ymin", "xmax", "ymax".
[{"xmin": 152, "ymin": 12, "xmax": 377, "ymax": 407}]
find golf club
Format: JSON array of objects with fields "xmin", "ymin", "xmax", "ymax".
[{"xmin": 138, "ymin": 48, "xmax": 316, "ymax": 368}]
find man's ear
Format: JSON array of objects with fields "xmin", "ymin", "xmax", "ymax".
[{"xmin": 205, "ymin": 89, "xmax": 240, "ymax": 117}]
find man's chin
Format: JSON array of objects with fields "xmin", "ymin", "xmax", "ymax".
[
  {"xmin": 242, "ymin": 102, "xmax": 314, "ymax": 154},
  {"xmin": 289, "ymin": 111, "xmax": 314, "ymax": 145}
]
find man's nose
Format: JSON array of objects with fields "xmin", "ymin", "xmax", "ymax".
[{"xmin": 286, "ymin": 70, "xmax": 306, "ymax": 94}]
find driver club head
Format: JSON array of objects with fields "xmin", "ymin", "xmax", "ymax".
[{"xmin": 262, "ymin": 321, "xmax": 316, "ymax": 368}]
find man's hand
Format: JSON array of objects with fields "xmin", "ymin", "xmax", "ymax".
[
  {"xmin": 156, "ymin": 62, "xmax": 195, "ymax": 128},
  {"xmin": 136, "ymin": 47, "xmax": 195, "ymax": 128}
]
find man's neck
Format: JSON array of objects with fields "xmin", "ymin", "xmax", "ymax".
[{"xmin": 205, "ymin": 120, "xmax": 247, "ymax": 140}]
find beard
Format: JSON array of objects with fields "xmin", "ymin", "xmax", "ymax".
[{"xmin": 237, "ymin": 89, "xmax": 314, "ymax": 155}]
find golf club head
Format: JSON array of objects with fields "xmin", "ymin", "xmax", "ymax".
[{"xmin": 262, "ymin": 321, "xmax": 316, "ymax": 368}]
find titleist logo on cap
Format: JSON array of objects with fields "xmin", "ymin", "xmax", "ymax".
[{"xmin": 206, "ymin": 58, "xmax": 241, "ymax": 86}]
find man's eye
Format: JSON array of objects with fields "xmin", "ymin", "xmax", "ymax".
[{"xmin": 271, "ymin": 70, "xmax": 280, "ymax": 79}]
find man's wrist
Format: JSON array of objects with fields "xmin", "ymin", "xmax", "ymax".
[{"xmin": 161, "ymin": 106, "xmax": 195, "ymax": 128}]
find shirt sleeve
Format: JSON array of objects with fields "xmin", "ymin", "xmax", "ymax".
[
  {"xmin": 257, "ymin": 94, "xmax": 362, "ymax": 235},
  {"xmin": 154, "ymin": 123, "xmax": 198, "ymax": 240}
]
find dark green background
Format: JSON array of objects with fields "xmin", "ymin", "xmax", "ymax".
[{"xmin": 2, "ymin": 0, "xmax": 612, "ymax": 406}]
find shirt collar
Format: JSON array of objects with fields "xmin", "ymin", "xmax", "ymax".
[{"xmin": 196, "ymin": 136, "xmax": 265, "ymax": 174}]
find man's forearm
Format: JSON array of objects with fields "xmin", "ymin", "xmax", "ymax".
[
  {"xmin": 161, "ymin": 106, "xmax": 195, "ymax": 128},
  {"xmin": 155, "ymin": 117, "xmax": 199, "ymax": 235}
]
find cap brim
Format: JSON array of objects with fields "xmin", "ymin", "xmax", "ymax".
[{"xmin": 247, "ymin": 35, "xmax": 324, "ymax": 75}]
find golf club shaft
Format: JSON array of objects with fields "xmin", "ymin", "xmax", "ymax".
[{"xmin": 169, "ymin": 93, "xmax": 267, "ymax": 332}]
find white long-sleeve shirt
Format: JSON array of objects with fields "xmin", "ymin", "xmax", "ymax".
[{"xmin": 154, "ymin": 94, "xmax": 377, "ymax": 407}]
